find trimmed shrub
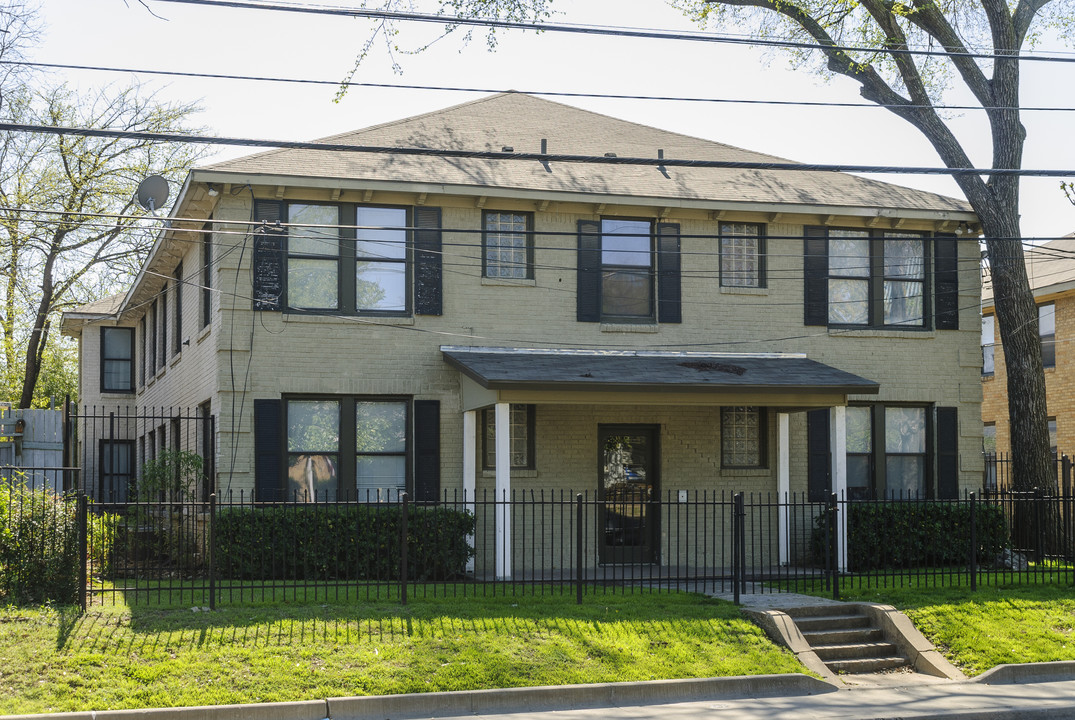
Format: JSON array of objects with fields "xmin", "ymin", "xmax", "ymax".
[
  {"xmin": 214, "ymin": 504, "xmax": 474, "ymax": 581},
  {"xmin": 812, "ymin": 501, "xmax": 1009, "ymax": 571},
  {"xmin": 0, "ymin": 485, "xmax": 80, "ymax": 605}
]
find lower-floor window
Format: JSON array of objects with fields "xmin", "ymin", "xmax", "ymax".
[
  {"xmin": 482, "ymin": 404, "xmax": 535, "ymax": 470},
  {"xmin": 286, "ymin": 396, "xmax": 408, "ymax": 501},
  {"xmin": 100, "ymin": 440, "xmax": 135, "ymax": 504},
  {"xmin": 721, "ymin": 406, "xmax": 767, "ymax": 468}
]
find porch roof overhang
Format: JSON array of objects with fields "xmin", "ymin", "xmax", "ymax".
[{"xmin": 441, "ymin": 346, "xmax": 880, "ymax": 411}]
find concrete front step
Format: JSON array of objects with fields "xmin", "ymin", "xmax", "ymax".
[
  {"xmin": 802, "ymin": 627, "xmax": 884, "ymax": 645},
  {"xmin": 813, "ymin": 641, "xmax": 901, "ymax": 661},
  {"xmin": 827, "ymin": 655, "xmax": 910, "ymax": 674},
  {"xmin": 792, "ymin": 614, "xmax": 872, "ymax": 632}
]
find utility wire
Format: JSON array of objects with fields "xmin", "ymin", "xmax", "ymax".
[
  {"xmin": 10, "ymin": 59, "xmax": 1075, "ymax": 114},
  {"xmin": 1, "ymin": 121, "xmax": 1073, "ymax": 176},
  {"xmin": 153, "ymin": 0, "xmax": 1075, "ymax": 64}
]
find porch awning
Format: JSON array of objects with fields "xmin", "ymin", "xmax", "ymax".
[{"xmin": 441, "ymin": 346, "xmax": 879, "ymax": 399}]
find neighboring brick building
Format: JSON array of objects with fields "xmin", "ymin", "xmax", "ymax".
[
  {"xmin": 62, "ymin": 93, "xmax": 983, "ymax": 573},
  {"xmin": 981, "ymin": 235, "xmax": 1075, "ymax": 458}
]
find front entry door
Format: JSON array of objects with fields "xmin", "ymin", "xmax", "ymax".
[{"xmin": 598, "ymin": 425, "xmax": 659, "ymax": 564}]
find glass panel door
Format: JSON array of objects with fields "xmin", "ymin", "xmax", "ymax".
[{"xmin": 598, "ymin": 426, "xmax": 659, "ymax": 564}]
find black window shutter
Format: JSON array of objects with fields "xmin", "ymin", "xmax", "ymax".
[
  {"xmin": 414, "ymin": 207, "xmax": 443, "ymax": 316},
  {"xmin": 934, "ymin": 234, "xmax": 959, "ymax": 330},
  {"xmin": 804, "ymin": 227, "xmax": 829, "ymax": 326},
  {"xmin": 656, "ymin": 222, "xmax": 682, "ymax": 324},
  {"xmin": 253, "ymin": 399, "xmax": 282, "ymax": 501},
  {"xmin": 807, "ymin": 408, "xmax": 831, "ymax": 502},
  {"xmin": 413, "ymin": 400, "xmax": 441, "ymax": 502},
  {"xmin": 577, "ymin": 219, "xmax": 601, "ymax": 322},
  {"xmin": 936, "ymin": 406, "xmax": 959, "ymax": 499},
  {"xmin": 252, "ymin": 200, "xmax": 285, "ymax": 312}
]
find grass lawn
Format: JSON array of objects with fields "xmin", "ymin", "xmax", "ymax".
[
  {"xmin": 826, "ymin": 581, "xmax": 1075, "ymax": 676},
  {"xmin": 0, "ymin": 589, "xmax": 806, "ymax": 715}
]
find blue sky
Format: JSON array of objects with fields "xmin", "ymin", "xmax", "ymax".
[{"xmin": 31, "ymin": 0, "xmax": 1075, "ymax": 238}]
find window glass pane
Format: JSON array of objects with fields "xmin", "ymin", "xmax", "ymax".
[
  {"xmin": 982, "ymin": 316, "xmax": 995, "ymax": 374},
  {"xmin": 601, "ymin": 269, "xmax": 651, "ymax": 317},
  {"xmin": 288, "ymin": 204, "xmax": 340, "ymax": 256},
  {"xmin": 356, "ymin": 207, "xmax": 407, "ymax": 259},
  {"xmin": 484, "ymin": 405, "xmax": 532, "ymax": 469},
  {"xmin": 828, "ymin": 233, "xmax": 870, "ymax": 277},
  {"xmin": 287, "ymin": 454, "xmax": 338, "ymax": 501},
  {"xmin": 601, "ymin": 220, "xmax": 651, "ymax": 266},
  {"xmin": 886, "ymin": 456, "xmax": 925, "ymax": 498},
  {"xmin": 103, "ymin": 360, "xmax": 132, "ymax": 390},
  {"xmin": 289, "ymin": 259, "xmax": 339, "ymax": 309},
  {"xmin": 103, "ymin": 328, "xmax": 132, "ymax": 358},
  {"xmin": 356, "ymin": 401, "xmax": 407, "ymax": 453},
  {"xmin": 983, "ymin": 423, "xmax": 996, "ymax": 453},
  {"xmin": 485, "ymin": 212, "xmax": 529, "ymax": 278},
  {"xmin": 356, "ymin": 455, "xmax": 406, "ymax": 494},
  {"xmin": 721, "ymin": 224, "xmax": 761, "ymax": 288},
  {"xmin": 847, "ymin": 455, "xmax": 871, "ymax": 499},
  {"xmin": 885, "ymin": 407, "xmax": 926, "ymax": 454},
  {"xmin": 846, "ymin": 407, "xmax": 872, "ymax": 453},
  {"xmin": 288, "ymin": 400, "xmax": 340, "ymax": 452},
  {"xmin": 883, "ymin": 280, "xmax": 923, "ymax": 325},
  {"xmin": 356, "ymin": 261, "xmax": 407, "ymax": 311},
  {"xmin": 1049, "ymin": 418, "xmax": 1058, "ymax": 454},
  {"xmin": 1039, "ymin": 304, "xmax": 1055, "ymax": 336},
  {"xmin": 883, "ymin": 236, "xmax": 924, "ymax": 279},
  {"xmin": 721, "ymin": 406, "xmax": 764, "ymax": 467},
  {"xmin": 828, "ymin": 278, "xmax": 869, "ymax": 324}
]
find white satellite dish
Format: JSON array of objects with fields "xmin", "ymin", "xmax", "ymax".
[{"xmin": 136, "ymin": 175, "xmax": 170, "ymax": 213}]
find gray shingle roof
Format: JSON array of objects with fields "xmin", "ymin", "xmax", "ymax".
[
  {"xmin": 205, "ymin": 93, "xmax": 971, "ymax": 215},
  {"xmin": 441, "ymin": 347, "xmax": 880, "ymax": 395}
]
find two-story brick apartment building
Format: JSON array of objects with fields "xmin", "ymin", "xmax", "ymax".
[
  {"xmin": 62, "ymin": 92, "xmax": 983, "ymax": 573},
  {"xmin": 982, "ymin": 234, "xmax": 1075, "ymax": 464}
]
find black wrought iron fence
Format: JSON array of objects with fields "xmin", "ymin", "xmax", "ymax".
[{"xmin": 6, "ymin": 483, "xmax": 1073, "ymax": 609}]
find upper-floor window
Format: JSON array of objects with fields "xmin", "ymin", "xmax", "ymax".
[
  {"xmin": 482, "ymin": 404, "xmax": 535, "ymax": 470},
  {"xmin": 149, "ymin": 300, "xmax": 157, "ymax": 376},
  {"xmin": 720, "ymin": 223, "xmax": 766, "ymax": 288},
  {"xmin": 601, "ymin": 219, "xmax": 654, "ymax": 322},
  {"xmin": 806, "ymin": 228, "xmax": 942, "ymax": 330},
  {"xmin": 201, "ymin": 222, "xmax": 212, "ymax": 329},
  {"xmin": 100, "ymin": 327, "xmax": 134, "ymax": 393},
  {"xmin": 138, "ymin": 315, "xmax": 147, "ymax": 389},
  {"xmin": 1040, "ymin": 303, "xmax": 1056, "ymax": 368},
  {"xmin": 286, "ymin": 203, "xmax": 409, "ymax": 314},
  {"xmin": 982, "ymin": 314, "xmax": 995, "ymax": 376},
  {"xmin": 173, "ymin": 262, "xmax": 183, "ymax": 356},
  {"xmin": 158, "ymin": 288, "xmax": 168, "ymax": 369},
  {"xmin": 483, "ymin": 211, "xmax": 532, "ymax": 279}
]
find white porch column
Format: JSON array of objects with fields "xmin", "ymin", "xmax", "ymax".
[
  {"xmin": 777, "ymin": 412, "xmax": 790, "ymax": 566},
  {"xmin": 494, "ymin": 402, "xmax": 512, "ymax": 580},
  {"xmin": 462, "ymin": 410, "xmax": 476, "ymax": 574},
  {"xmin": 830, "ymin": 405, "xmax": 848, "ymax": 572}
]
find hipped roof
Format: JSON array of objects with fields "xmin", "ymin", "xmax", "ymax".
[{"xmin": 203, "ymin": 92, "xmax": 972, "ymax": 217}]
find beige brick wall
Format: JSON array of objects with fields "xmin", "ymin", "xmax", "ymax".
[
  {"xmin": 73, "ymin": 186, "xmax": 984, "ymax": 505},
  {"xmin": 982, "ymin": 290, "xmax": 1075, "ymax": 456}
]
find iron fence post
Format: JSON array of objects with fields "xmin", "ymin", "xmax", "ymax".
[
  {"xmin": 732, "ymin": 492, "xmax": 743, "ymax": 605},
  {"xmin": 576, "ymin": 493, "xmax": 583, "ymax": 605},
  {"xmin": 209, "ymin": 493, "xmax": 216, "ymax": 611},
  {"xmin": 400, "ymin": 492, "xmax": 409, "ymax": 606},
  {"xmin": 1035, "ymin": 487, "xmax": 1044, "ymax": 564},
  {"xmin": 830, "ymin": 493, "xmax": 840, "ymax": 601},
  {"xmin": 969, "ymin": 492, "xmax": 977, "ymax": 592},
  {"xmin": 78, "ymin": 492, "xmax": 88, "ymax": 613}
]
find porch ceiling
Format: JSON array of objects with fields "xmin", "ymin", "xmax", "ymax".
[{"xmin": 441, "ymin": 346, "xmax": 879, "ymax": 406}]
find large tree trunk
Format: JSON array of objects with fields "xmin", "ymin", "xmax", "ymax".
[{"xmin": 19, "ymin": 253, "xmax": 53, "ymax": 408}]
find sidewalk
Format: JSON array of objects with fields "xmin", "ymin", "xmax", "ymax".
[{"xmin": 4, "ymin": 664, "xmax": 1075, "ymax": 720}]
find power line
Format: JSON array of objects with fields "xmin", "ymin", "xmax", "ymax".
[
  {"xmin": 10, "ymin": 60, "xmax": 1075, "ymax": 114},
  {"xmin": 2, "ymin": 121, "xmax": 1073, "ymax": 177},
  {"xmin": 153, "ymin": 0, "xmax": 1075, "ymax": 64}
]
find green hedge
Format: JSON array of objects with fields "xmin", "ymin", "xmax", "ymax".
[
  {"xmin": 214, "ymin": 504, "xmax": 475, "ymax": 581},
  {"xmin": 0, "ymin": 485, "xmax": 80, "ymax": 605},
  {"xmin": 812, "ymin": 501, "xmax": 1009, "ymax": 571}
]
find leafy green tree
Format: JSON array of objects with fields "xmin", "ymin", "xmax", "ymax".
[
  {"xmin": 0, "ymin": 82, "xmax": 203, "ymax": 408},
  {"xmin": 341, "ymin": 0, "xmax": 1067, "ymax": 490}
]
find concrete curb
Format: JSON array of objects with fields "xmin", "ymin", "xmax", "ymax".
[
  {"xmin": 0, "ymin": 675, "xmax": 835, "ymax": 720},
  {"xmin": 975, "ymin": 660, "xmax": 1075, "ymax": 685}
]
